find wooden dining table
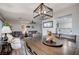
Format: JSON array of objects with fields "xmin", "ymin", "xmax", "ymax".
[{"xmin": 25, "ymin": 37, "xmax": 76, "ymax": 55}]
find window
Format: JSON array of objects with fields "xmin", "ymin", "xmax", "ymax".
[
  {"xmin": 0, "ymin": 19, "xmax": 3, "ymax": 33},
  {"xmin": 43, "ymin": 21, "xmax": 53, "ymax": 28},
  {"xmin": 56, "ymin": 14, "xmax": 72, "ymax": 34}
]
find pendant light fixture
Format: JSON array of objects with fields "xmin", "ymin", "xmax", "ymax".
[{"xmin": 33, "ymin": 3, "xmax": 53, "ymax": 20}]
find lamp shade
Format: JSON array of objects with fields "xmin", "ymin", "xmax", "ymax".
[{"xmin": 1, "ymin": 26, "xmax": 12, "ymax": 33}]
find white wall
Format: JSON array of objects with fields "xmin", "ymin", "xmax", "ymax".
[
  {"xmin": 24, "ymin": 22, "xmax": 42, "ymax": 33},
  {"xmin": 72, "ymin": 6, "xmax": 79, "ymax": 35},
  {"xmin": 8, "ymin": 20, "xmax": 42, "ymax": 33},
  {"xmin": 42, "ymin": 19, "xmax": 56, "ymax": 36}
]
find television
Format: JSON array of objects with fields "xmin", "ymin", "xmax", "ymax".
[{"xmin": 43, "ymin": 21, "xmax": 53, "ymax": 28}]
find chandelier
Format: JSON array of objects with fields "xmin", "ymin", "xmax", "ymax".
[{"xmin": 33, "ymin": 3, "xmax": 53, "ymax": 20}]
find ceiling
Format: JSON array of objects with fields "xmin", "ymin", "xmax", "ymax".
[{"xmin": 0, "ymin": 3, "xmax": 76, "ymax": 22}]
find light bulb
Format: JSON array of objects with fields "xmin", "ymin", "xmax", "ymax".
[
  {"xmin": 38, "ymin": 12, "xmax": 41, "ymax": 14},
  {"xmin": 43, "ymin": 11, "xmax": 46, "ymax": 14}
]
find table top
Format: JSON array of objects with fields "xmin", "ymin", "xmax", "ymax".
[{"xmin": 25, "ymin": 38, "xmax": 75, "ymax": 55}]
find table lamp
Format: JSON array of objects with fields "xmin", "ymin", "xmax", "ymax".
[{"xmin": 1, "ymin": 26, "xmax": 12, "ymax": 41}]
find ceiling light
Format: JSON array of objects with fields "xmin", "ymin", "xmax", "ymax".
[{"xmin": 33, "ymin": 3, "xmax": 53, "ymax": 20}]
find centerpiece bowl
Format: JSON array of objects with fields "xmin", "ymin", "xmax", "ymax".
[{"xmin": 42, "ymin": 40, "xmax": 63, "ymax": 47}]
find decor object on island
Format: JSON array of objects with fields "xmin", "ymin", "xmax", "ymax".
[
  {"xmin": 43, "ymin": 21, "xmax": 53, "ymax": 28},
  {"xmin": 33, "ymin": 3, "xmax": 53, "ymax": 20},
  {"xmin": 42, "ymin": 31, "xmax": 63, "ymax": 47}
]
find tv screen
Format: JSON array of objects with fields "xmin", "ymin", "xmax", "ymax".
[{"xmin": 43, "ymin": 21, "xmax": 53, "ymax": 28}]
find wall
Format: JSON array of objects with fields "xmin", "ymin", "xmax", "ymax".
[
  {"xmin": 8, "ymin": 20, "xmax": 42, "ymax": 33},
  {"xmin": 7, "ymin": 20, "xmax": 22, "ymax": 31},
  {"xmin": 42, "ymin": 19, "xmax": 56, "ymax": 36},
  {"xmin": 26, "ymin": 23, "xmax": 42, "ymax": 33}
]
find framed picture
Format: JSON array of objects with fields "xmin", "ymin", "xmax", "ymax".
[{"xmin": 43, "ymin": 21, "xmax": 53, "ymax": 28}]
